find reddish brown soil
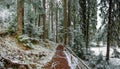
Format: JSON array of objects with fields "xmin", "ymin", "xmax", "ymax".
[{"xmin": 42, "ymin": 44, "xmax": 70, "ymax": 69}]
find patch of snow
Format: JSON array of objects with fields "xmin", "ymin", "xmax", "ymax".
[
  {"xmin": 90, "ymin": 46, "xmax": 120, "ymax": 68},
  {"xmin": 64, "ymin": 51, "xmax": 78, "ymax": 69},
  {"xmin": 0, "ymin": 36, "xmax": 56, "ymax": 68},
  {"xmin": 110, "ymin": 58, "xmax": 120, "ymax": 65},
  {"xmin": 0, "ymin": 9, "xmax": 10, "ymax": 20},
  {"xmin": 90, "ymin": 47, "xmax": 113, "ymax": 56},
  {"xmin": 116, "ymin": 48, "xmax": 120, "ymax": 52}
]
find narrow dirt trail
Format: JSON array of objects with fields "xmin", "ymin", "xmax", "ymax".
[{"xmin": 43, "ymin": 44, "xmax": 70, "ymax": 69}]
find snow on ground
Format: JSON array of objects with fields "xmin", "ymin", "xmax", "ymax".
[
  {"xmin": 115, "ymin": 47, "xmax": 120, "ymax": 52},
  {"xmin": 64, "ymin": 51, "xmax": 78, "ymax": 69},
  {"xmin": 90, "ymin": 46, "xmax": 113, "ymax": 56},
  {"xmin": 110, "ymin": 58, "xmax": 120, "ymax": 65},
  {"xmin": 0, "ymin": 36, "xmax": 57, "ymax": 68},
  {"xmin": 90, "ymin": 46, "xmax": 120, "ymax": 69}
]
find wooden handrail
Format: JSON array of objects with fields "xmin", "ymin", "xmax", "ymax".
[{"xmin": 65, "ymin": 47, "xmax": 91, "ymax": 69}]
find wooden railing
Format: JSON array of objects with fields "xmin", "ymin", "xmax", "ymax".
[{"xmin": 65, "ymin": 47, "xmax": 91, "ymax": 69}]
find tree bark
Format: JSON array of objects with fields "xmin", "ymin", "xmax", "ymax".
[
  {"xmin": 68, "ymin": 0, "xmax": 71, "ymax": 45},
  {"xmin": 43, "ymin": 0, "xmax": 46, "ymax": 40},
  {"xmin": 106, "ymin": 0, "xmax": 112, "ymax": 61},
  {"xmin": 79, "ymin": 0, "xmax": 88, "ymax": 51},
  {"xmin": 79, "ymin": 0, "xmax": 86, "ymax": 39},
  {"xmin": 34, "ymin": 0, "xmax": 37, "ymax": 26},
  {"xmin": 56, "ymin": 2, "xmax": 58, "ymax": 43},
  {"xmin": 17, "ymin": 0, "xmax": 24, "ymax": 35},
  {"xmin": 51, "ymin": 1, "xmax": 54, "ymax": 33},
  {"xmin": 63, "ymin": 0, "xmax": 67, "ymax": 45},
  {"xmin": 86, "ymin": 0, "xmax": 90, "ymax": 53},
  {"xmin": 38, "ymin": 15, "xmax": 41, "ymax": 27}
]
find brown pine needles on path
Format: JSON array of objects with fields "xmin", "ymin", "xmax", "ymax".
[{"xmin": 42, "ymin": 44, "xmax": 70, "ymax": 69}]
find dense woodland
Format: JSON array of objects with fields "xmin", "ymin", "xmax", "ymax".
[{"xmin": 0, "ymin": 0, "xmax": 120, "ymax": 69}]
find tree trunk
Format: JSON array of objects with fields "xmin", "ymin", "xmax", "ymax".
[
  {"xmin": 106, "ymin": 0, "xmax": 112, "ymax": 61},
  {"xmin": 81, "ymin": 0, "xmax": 86, "ymax": 40},
  {"xmin": 17, "ymin": 0, "xmax": 24, "ymax": 35},
  {"xmin": 43, "ymin": 0, "xmax": 46, "ymax": 40},
  {"xmin": 86, "ymin": 0, "xmax": 90, "ymax": 53},
  {"xmin": 63, "ymin": 0, "xmax": 67, "ymax": 45},
  {"xmin": 51, "ymin": 1, "xmax": 54, "ymax": 33},
  {"xmin": 34, "ymin": 0, "xmax": 37, "ymax": 26},
  {"xmin": 68, "ymin": 0, "xmax": 71, "ymax": 45},
  {"xmin": 56, "ymin": 2, "xmax": 58, "ymax": 43},
  {"xmin": 38, "ymin": 15, "xmax": 41, "ymax": 27},
  {"xmin": 79, "ymin": 0, "xmax": 87, "ymax": 50},
  {"xmin": 48, "ymin": 4, "xmax": 51, "ymax": 39}
]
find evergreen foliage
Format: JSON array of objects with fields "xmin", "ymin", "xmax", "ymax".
[{"xmin": 0, "ymin": 0, "xmax": 120, "ymax": 68}]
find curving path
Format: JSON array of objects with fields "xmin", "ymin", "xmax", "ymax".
[{"xmin": 42, "ymin": 44, "xmax": 70, "ymax": 69}]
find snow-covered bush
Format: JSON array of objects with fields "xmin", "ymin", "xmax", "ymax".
[
  {"xmin": 7, "ymin": 14, "xmax": 17, "ymax": 34},
  {"xmin": 112, "ymin": 48, "xmax": 120, "ymax": 58},
  {"xmin": 17, "ymin": 34, "xmax": 34, "ymax": 49},
  {"xmin": 24, "ymin": 23, "xmax": 43, "ymax": 38},
  {"xmin": 18, "ymin": 35, "xmax": 29, "ymax": 42},
  {"xmin": 88, "ymin": 53, "xmax": 110, "ymax": 69},
  {"xmin": 71, "ymin": 26, "xmax": 86, "ymax": 59}
]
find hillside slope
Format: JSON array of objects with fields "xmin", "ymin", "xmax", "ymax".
[{"xmin": 0, "ymin": 35, "xmax": 56, "ymax": 69}]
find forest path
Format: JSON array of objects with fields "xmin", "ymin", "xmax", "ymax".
[{"xmin": 42, "ymin": 44, "xmax": 70, "ymax": 69}]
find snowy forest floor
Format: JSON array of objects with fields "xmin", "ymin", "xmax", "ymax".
[
  {"xmin": 89, "ymin": 46, "xmax": 120, "ymax": 69},
  {"xmin": 0, "ymin": 25, "xmax": 120, "ymax": 69},
  {"xmin": 0, "ymin": 32, "xmax": 120, "ymax": 69},
  {"xmin": 0, "ymin": 35, "xmax": 90, "ymax": 69},
  {"xmin": 0, "ymin": 35, "xmax": 57, "ymax": 69}
]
